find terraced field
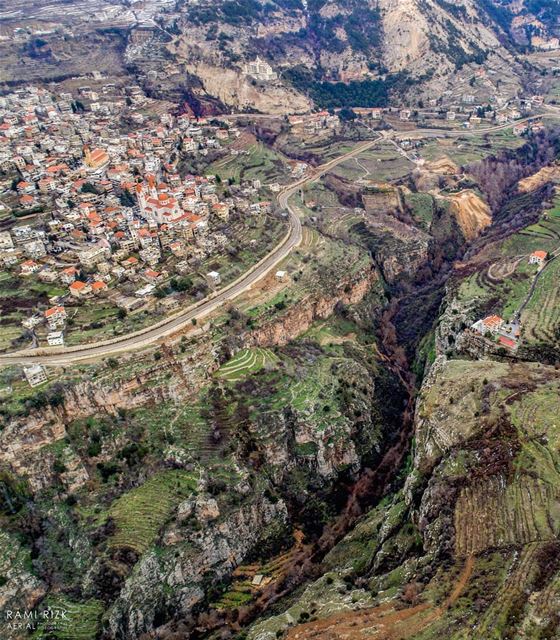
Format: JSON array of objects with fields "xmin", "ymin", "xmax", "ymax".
[
  {"xmin": 457, "ymin": 202, "xmax": 560, "ymax": 327},
  {"xmin": 216, "ymin": 534, "xmax": 306, "ymax": 610},
  {"xmin": 470, "ymin": 543, "xmax": 557, "ymax": 639},
  {"xmin": 521, "ymin": 257, "xmax": 560, "ymax": 344},
  {"xmin": 32, "ymin": 597, "xmax": 104, "ymax": 640},
  {"xmin": 107, "ymin": 470, "xmax": 197, "ymax": 554},
  {"xmin": 207, "ymin": 142, "xmax": 287, "ymax": 184},
  {"xmin": 216, "ymin": 348, "xmax": 279, "ymax": 382},
  {"xmin": 454, "ymin": 475, "xmax": 557, "ymax": 557}
]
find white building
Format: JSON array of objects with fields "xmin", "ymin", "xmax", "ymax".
[
  {"xmin": 0, "ymin": 231, "xmax": 13, "ymax": 250},
  {"xmin": 47, "ymin": 331, "xmax": 64, "ymax": 346},
  {"xmin": 79, "ymin": 245, "xmax": 110, "ymax": 268},
  {"xmin": 24, "ymin": 364, "xmax": 48, "ymax": 387},
  {"xmin": 243, "ymin": 57, "xmax": 277, "ymax": 82},
  {"xmin": 529, "ymin": 250, "xmax": 547, "ymax": 266},
  {"xmin": 206, "ymin": 271, "xmax": 221, "ymax": 287}
]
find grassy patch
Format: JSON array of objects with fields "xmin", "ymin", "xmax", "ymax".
[
  {"xmin": 108, "ymin": 470, "xmax": 197, "ymax": 554},
  {"xmin": 32, "ymin": 596, "xmax": 104, "ymax": 640},
  {"xmin": 216, "ymin": 348, "xmax": 279, "ymax": 382}
]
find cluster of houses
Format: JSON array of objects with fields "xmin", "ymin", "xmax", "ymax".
[
  {"xmin": 397, "ymin": 94, "xmax": 545, "ymax": 130},
  {"xmin": 0, "ymin": 84, "xmax": 275, "ymax": 349},
  {"xmin": 285, "ymin": 93, "xmax": 546, "ymax": 139},
  {"xmin": 470, "ymin": 250, "xmax": 550, "ymax": 351}
]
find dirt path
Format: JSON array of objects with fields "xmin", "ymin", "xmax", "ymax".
[
  {"xmin": 487, "ymin": 256, "xmax": 524, "ymax": 282},
  {"xmin": 285, "ymin": 556, "xmax": 475, "ymax": 640}
]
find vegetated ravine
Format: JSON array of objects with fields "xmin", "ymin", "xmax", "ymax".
[
  {"xmin": 151, "ymin": 300, "xmax": 418, "ymax": 640},
  {"xmin": 150, "ymin": 132, "xmax": 560, "ymax": 640}
]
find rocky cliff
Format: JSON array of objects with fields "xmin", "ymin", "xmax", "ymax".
[{"xmin": 1, "ymin": 0, "xmax": 537, "ymax": 110}]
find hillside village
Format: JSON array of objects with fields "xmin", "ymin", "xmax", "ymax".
[
  {"xmin": 0, "ymin": 73, "xmax": 554, "ymax": 367},
  {"xmin": 0, "ymin": 83, "xmax": 282, "ymax": 352}
]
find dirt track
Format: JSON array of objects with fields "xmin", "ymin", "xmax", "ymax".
[{"xmin": 285, "ymin": 556, "xmax": 474, "ymax": 640}]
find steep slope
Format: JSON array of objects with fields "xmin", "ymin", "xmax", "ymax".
[{"xmin": 0, "ymin": 0, "xmax": 532, "ymax": 111}]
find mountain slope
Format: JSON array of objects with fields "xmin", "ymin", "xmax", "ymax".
[{"xmin": 0, "ymin": 0, "xmax": 540, "ymax": 112}]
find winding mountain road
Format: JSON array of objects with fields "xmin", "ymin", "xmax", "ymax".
[
  {"xmin": 0, "ymin": 139, "xmax": 378, "ymax": 365},
  {"xmin": 2, "ymin": 111, "xmax": 558, "ymax": 366}
]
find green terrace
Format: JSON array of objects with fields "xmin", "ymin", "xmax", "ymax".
[
  {"xmin": 457, "ymin": 197, "xmax": 560, "ymax": 327},
  {"xmin": 207, "ymin": 142, "xmax": 289, "ymax": 185},
  {"xmin": 215, "ymin": 348, "xmax": 279, "ymax": 383},
  {"xmin": 32, "ymin": 597, "xmax": 104, "ymax": 640},
  {"xmin": 107, "ymin": 470, "xmax": 197, "ymax": 554}
]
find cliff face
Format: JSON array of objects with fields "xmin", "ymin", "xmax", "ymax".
[
  {"xmin": 1, "ymin": 0, "xmax": 542, "ymax": 109},
  {"xmin": 105, "ymin": 496, "xmax": 287, "ymax": 639},
  {"xmin": 0, "ymin": 255, "xmax": 400, "ymax": 640},
  {"xmin": 180, "ymin": 60, "xmax": 311, "ymax": 115},
  {"xmin": 247, "ymin": 266, "xmax": 378, "ymax": 346},
  {"xmin": 250, "ymin": 356, "xmax": 560, "ymax": 640}
]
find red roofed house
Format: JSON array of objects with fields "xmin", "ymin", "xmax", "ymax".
[
  {"xmin": 69, "ymin": 280, "xmax": 92, "ymax": 298},
  {"xmin": 472, "ymin": 315, "xmax": 505, "ymax": 335},
  {"xmin": 84, "ymin": 146, "xmax": 110, "ymax": 171},
  {"xmin": 529, "ymin": 250, "xmax": 547, "ymax": 266},
  {"xmin": 60, "ymin": 267, "xmax": 78, "ymax": 286},
  {"xmin": 19, "ymin": 194, "xmax": 35, "ymax": 209},
  {"xmin": 44, "ymin": 305, "xmax": 66, "ymax": 328},
  {"xmin": 91, "ymin": 281, "xmax": 108, "ymax": 295},
  {"xmin": 143, "ymin": 269, "xmax": 161, "ymax": 283},
  {"xmin": 21, "ymin": 259, "xmax": 40, "ymax": 275}
]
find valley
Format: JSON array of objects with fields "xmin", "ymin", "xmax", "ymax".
[
  {"xmin": 1, "ymin": 2, "xmax": 560, "ymax": 639},
  {"xmin": 1, "ymin": 104, "xmax": 560, "ymax": 640}
]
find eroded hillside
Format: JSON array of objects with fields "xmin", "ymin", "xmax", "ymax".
[
  {"xmin": 241, "ymin": 127, "xmax": 560, "ymax": 640},
  {"xmin": 0, "ymin": 0, "xmax": 543, "ymax": 112}
]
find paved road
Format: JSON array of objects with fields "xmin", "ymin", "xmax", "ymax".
[
  {"xmin": 2, "ymin": 112, "xmax": 557, "ymax": 366},
  {"xmin": 0, "ymin": 139, "xmax": 378, "ymax": 365}
]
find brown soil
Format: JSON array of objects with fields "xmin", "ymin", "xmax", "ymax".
[
  {"xmin": 518, "ymin": 165, "xmax": 560, "ymax": 193},
  {"xmin": 425, "ymin": 157, "xmax": 459, "ymax": 175},
  {"xmin": 446, "ymin": 190, "xmax": 491, "ymax": 241},
  {"xmin": 285, "ymin": 557, "xmax": 475, "ymax": 640}
]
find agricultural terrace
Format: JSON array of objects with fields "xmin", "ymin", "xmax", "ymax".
[
  {"xmin": 420, "ymin": 128, "xmax": 526, "ymax": 166},
  {"xmin": 215, "ymin": 537, "xmax": 304, "ymax": 610},
  {"xmin": 457, "ymin": 196, "xmax": 560, "ymax": 325},
  {"xmin": 207, "ymin": 139, "xmax": 289, "ymax": 185},
  {"xmin": 32, "ymin": 597, "xmax": 104, "ymax": 640},
  {"xmin": 241, "ymin": 231, "xmax": 374, "ymax": 322},
  {"xmin": 331, "ymin": 141, "xmax": 414, "ymax": 183},
  {"xmin": 520, "ymin": 257, "xmax": 560, "ymax": 345},
  {"xmin": 107, "ymin": 470, "xmax": 197, "ymax": 554},
  {"xmin": 216, "ymin": 348, "xmax": 278, "ymax": 383}
]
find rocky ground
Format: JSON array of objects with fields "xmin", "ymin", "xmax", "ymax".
[
  {"xmin": 1, "ymin": 115, "xmax": 560, "ymax": 640},
  {"xmin": 2, "ymin": 0, "xmax": 559, "ymax": 111}
]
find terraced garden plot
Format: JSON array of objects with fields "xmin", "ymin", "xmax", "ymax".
[
  {"xmin": 509, "ymin": 383, "xmax": 560, "ymax": 439},
  {"xmin": 472, "ymin": 543, "xmax": 551, "ymax": 639},
  {"xmin": 216, "ymin": 538, "xmax": 303, "ymax": 610},
  {"xmin": 322, "ymin": 210, "xmax": 364, "ymax": 237},
  {"xmin": 301, "ymin": 318, "xmax": 358, "ymax": 347},
  {"xmin": 215, "ymin": 348, "xmax": 279, "ymax": 382},
  {"xmin": 349, "ymin": 144, "xmax": 413, "ymax": 182},
  {"xmin": 458, "ymin": 261, "xmax": 536, "ymax": 321},
  {"xmin": 107, "ymin": 470, "xmax": 197, "ymax": 554},
  {"xmin": 208, "ymin": 143, "xmax": 287, "ymax": 184},
  {"xmin": 521, "ymin": 258, "xmax": 560, "ymax": 344},
  {"xmin": 454, "ymin": 475, "xmax": 557, "ymax": 557},
  {"xmin": 502, "ymin": 203, "xmax": 560, "ymax": 256},
  {"xmin": 215, "ymin": 581, "xmax": 254, "ymax": 610},
  {"xmin": 508, "ymin": 383, "xmax": 560, "ymax": 486},
  {"xmin": 32, "ymin": 597, "xmax": 104, "ymax": 640}
]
